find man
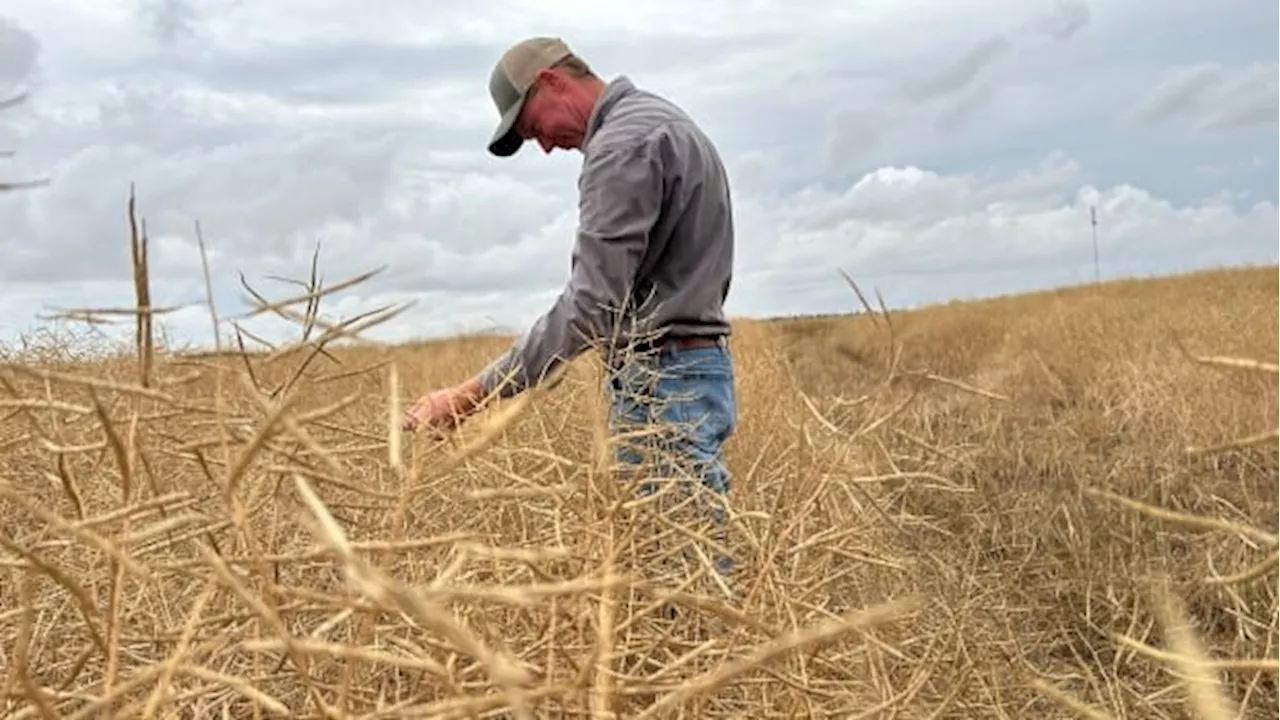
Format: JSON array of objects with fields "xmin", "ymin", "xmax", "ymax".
[{"xmin": 402, "ymin": 37, "xmax": 738, "ymax": 580}]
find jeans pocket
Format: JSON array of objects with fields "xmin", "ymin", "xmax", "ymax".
[{"xmin": 663, "ymin": 371, "xmax": 736, "ymax": 452}]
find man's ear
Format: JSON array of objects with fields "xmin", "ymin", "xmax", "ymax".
[{"xmin": 533, "ymin": 67, "xmax": 564, "ymax": 90}]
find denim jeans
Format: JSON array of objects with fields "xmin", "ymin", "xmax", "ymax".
[{"xmin": 604, "ymin": 338, "xmax": 737, "ymax": 580}]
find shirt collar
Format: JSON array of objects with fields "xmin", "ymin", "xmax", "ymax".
[{"xmin": 583, "ymin": 75, "xmax": 635, "ymax": 149}]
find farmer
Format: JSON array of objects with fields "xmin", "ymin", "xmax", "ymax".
[{"xmin": 402, "ymin": 37, "xmax": 738, "ymax": 580}]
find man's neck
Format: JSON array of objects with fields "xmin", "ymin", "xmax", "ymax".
[{"xmin": 582, "ymin": 75, "xmax": 634, "ymax": 148}]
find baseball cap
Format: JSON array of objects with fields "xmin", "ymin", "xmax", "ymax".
[{"xmin": 486, "ymin": 37, "xmax": 574, "ymax": 157}]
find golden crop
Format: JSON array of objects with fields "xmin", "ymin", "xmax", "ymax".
[{"xmin": 0, "ymin": 218, "xmax": 1274, "ymax": 718}]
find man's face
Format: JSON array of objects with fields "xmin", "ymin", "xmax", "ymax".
[{"xmin": 514, "ymin": 70, "xmax": 588, "ymax": 154}]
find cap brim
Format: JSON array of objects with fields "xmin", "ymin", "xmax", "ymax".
[{"xmin": 487, "ymin": 93, "xmax": 528, "ymax": 157}]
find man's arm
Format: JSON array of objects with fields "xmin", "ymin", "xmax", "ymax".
[{"xmin": 474, "ymin": 139, "xmax": 663, "ymax": 401}]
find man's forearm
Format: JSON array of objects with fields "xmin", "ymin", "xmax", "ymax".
[
  {"xmin": 475, "ymin": 291, "xmax": 589, "ymax": 400},
  {"xmin": 453, "ymin": 376, "xmax": 486, "ymax": 411},
  {"xmin": 475, "ymin": 343, "xmax": 525, "ymax": 399}
]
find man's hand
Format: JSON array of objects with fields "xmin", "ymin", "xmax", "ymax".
[{"xmin": 402, "ymin": 377, "xmax": 485, "ymax": 434}]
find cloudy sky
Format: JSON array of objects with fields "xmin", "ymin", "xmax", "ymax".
[{"xmin": 0, "ymin": 0, "xmax": 1275, "ymax": 352}]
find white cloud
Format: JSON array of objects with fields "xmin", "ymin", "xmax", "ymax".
[
  {"xmin": 1128, "ymin": 61, "xmax": 1279, "ymax": 132},
  {"xmin": 0, "ymin": 0, "xmax": 1275, "ymax": 355}
]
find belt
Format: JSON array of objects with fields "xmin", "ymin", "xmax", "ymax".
[
  {"xmin": 663, "ymin": 335, "xmax": 724, "ymax": 350},
  {"xmin": 605, "ymin": 334, "xmax": 724, "ymax": 370},
  {"xmin": 631, "ymin": 334, "xmax": 725, "ymax": 355}
]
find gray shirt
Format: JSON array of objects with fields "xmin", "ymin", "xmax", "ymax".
[{"xmin": 477, "ymin": 76, "xmax": 735, "ymax": 398}]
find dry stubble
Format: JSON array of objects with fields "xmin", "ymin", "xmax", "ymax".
[{"xmin": 0, "ymin": 204, "xmax": 1275, "ymax": 719}]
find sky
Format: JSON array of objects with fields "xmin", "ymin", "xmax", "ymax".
[{"xmin": 0, "ymin": 0, "xmax": 1275, "ymax": 353}]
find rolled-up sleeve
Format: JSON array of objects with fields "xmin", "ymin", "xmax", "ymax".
[{"xmin": 477, "ymin": 138, "xmax": 662, "ymax": 399}]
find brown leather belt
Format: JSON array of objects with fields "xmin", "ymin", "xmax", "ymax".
[
  {"xmin": 664, "ymin": 335, "xmax": 723, "ymax": 350},
  {"xmin": 634, "ymin": 335, "xmax": 725, "ymax": 355},
  {"xmin": 607, "ymin": 335, "xmax": 725, "ymax": 370}
]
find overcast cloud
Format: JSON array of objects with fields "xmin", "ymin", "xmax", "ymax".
[{"xmin": 0, "ymin": 0, "xmax": 1275, "ymax": 351}]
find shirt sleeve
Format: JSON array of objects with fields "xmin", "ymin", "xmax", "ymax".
[{"xmin": 477, "ymin": 138, "xmax": 662, "ymax": 399}]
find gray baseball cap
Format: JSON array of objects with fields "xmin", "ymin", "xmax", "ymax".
[{"xmin": 486, "ymin": 37, "xmax": 574, "ymax": 157}]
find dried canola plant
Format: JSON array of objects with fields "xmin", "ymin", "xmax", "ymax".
[
  {"xmin": 0, "ymin": 195, "xmax": 1275, "ymax": 718},
  {"xmin": 1, "ymin": 92, "xmax": 49, "ymax": 193}
]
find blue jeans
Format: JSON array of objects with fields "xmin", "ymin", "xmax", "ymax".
[{"xmin": 605, "ymin": 338, "xmax": 737, "ymax": 579}]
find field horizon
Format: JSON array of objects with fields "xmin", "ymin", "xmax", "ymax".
[
  {"xmin": 21, "ymin": 261, "xmax": 1263, "ymax": 365},
  {"xmin": 0, "ymin": 257, "xmax": 1276, "ymax": 718}
]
